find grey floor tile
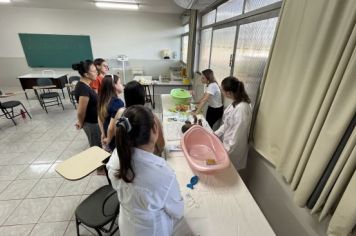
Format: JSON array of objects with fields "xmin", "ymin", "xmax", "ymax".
[
  {"xmin": 84, "ymin": 176, "xmax": 108, "ymax": 195},
  {"xmin": 56, "ymin": 149, "xmax": 80, "ymax": 162},
  {"xmin": 5, "ymin": 133, "xmax": 30, "ymax": 143},
  {"xmin": 4, "ymin": 198, "xmax": 52, "ymax": 225},
  {"xmin": 45, "ymin": 141, "xmax": 71, "ymax": 152},
  {"xmin": 20, "ymin": 132, "xmax": 45, "ymax": 143},
  {"xmin": 0, "ymin": 153, "xmax": 21, "ymax": 166},
  {"xmin": 33, "ymin": 150, "xmax": 63, "ymax": 164},
  {"xmin": 0, "ymin": 165, "xmax": 28, "ymax": 181},
  {"xmin": 27, "ymin": 178, "xmax": 64, "ymax": 198},
  {"xmin": 0, "ymin": 180, "xmax": 12, "ymax": 194},
  {"xmin": 26, "ymin": 141, "xmax": 53, "ymax": 154},
  {"xmin": 64, "ymin": 221, "xmax": 95, "ymax": 236},
  {"xmin": 29, "ymin": 221, "xmax": 69, "ymax": 236},
  {"xmin": 56, "ymin": 177, "xmax": 90, "ymax": 197},
  {"xmin": 39, "ymin": 196, "xmax": 81, "ymax": 223},
  {"xmin": 6, "ymin": 142, "xmax": 33, "ymax": 154},
  {"xmin": 17, "ymin": 164, "xmax": 51, "ymax": 180},
  {"xmin": 0, "ymin": 200, "xmax": 22, "ymax": 225},
  {"xmin": 0, "ymin": 224, "xmax": 35, "ymax": 236},
  {"xmin": 0, "ymin": 179, "xmax": 37, "ymax": 200},
  {"xmin": 42, "ymin": 163, "xmax": 62, "ymax": 179},
  {"xmin": 55, "ymin": 131, "xmax": 79, "ymax": 142},
  {"xmin": 10, "ymin": 152, "xmax": 42, "ymax": 165}
]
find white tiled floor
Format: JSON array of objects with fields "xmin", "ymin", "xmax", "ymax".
[{"xmin": 0, "ymin": 90, "xmax": 162, "ymax": 235}]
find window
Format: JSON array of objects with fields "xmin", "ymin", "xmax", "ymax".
[
  {"xmin": 197, "ymin": 0, "xmax": 280, "ymax": 106},
  {"xmin": 202, "ymin": 10, "xmax": 216, "ymax": 27},
  {"xmin": 210, "ymin": 26, "xmax": 237, "ymax": 83},
  {"xmin": 244, "ymin": 0, "xmax": 281, "ymax": 12},
  {"xmin": 181, "ymin": 23, "xmax": 189, "ymax": 64},
  {"xmin": 199, "ymin": 28, "xmax": 212, "ymax": 70},
  {"xmin": 183, "ymin": 24, "xmax": 189, "ymax": 33},
  {"xmin": 181, "ymin": 35, "xmax": 189, "ymax": 64},
  {"xmin": 233, "ymin": 17, "xmax": 278, "ymax": 108},
  {"xmin": 216, "ymin": 0, "xmax": 244, "ymax": 22}
]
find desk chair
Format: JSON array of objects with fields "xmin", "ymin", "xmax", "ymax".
[
  {"xmin": 0, "ymin": 90, "xmax": 32, "ymax": 126},
  {"xmin": 36, "ymin": 78, "xmax": 64, "ymax": 113},
  {"xmin": 143, "ymin": 84, "xmax": 154, "ymax": 108},
  {"xmin": 67, "ymin": 76, "xmax": 80, "ymax": 109},
  {"xmin": 75, "ymin": 164, "xmax": 120, "ymax": 236}
]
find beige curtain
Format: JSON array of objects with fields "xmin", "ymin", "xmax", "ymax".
[
  {"xmin": 327, "ymin": 165, "xmax": 356, "ymax": 236},
  {"xmin": 253, "ymin": 0, "xmax": 356, "ymax": 234}
]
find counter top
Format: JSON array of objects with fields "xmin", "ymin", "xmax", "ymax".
[
  {"xmin": 18, "ymin": 73, "xmax": 68, "ymax": 78},
  {"xmin": 133, "ymin": 76, "xmax": 190, "ymax": 86},
  {"xmin": 161, "ymin": 94, "xmax": 275, "ymax": 236}
]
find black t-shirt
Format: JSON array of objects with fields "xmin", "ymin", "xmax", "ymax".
[{"xmin": 74, "ymin": 81, "xmax": 98, "ymax": 124}]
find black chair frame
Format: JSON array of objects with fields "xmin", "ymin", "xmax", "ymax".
[
  {"xmin": 0, "ymin": 101, "xmax": 32, "ymax": 126},
  {"xmin": 75, "ymin": 164, "xmax": 119, "ymax": 236},
  {"xmin": 36, "ymin": 78, "xmax": 64, "ymax": 113},
  {"xmin": 67, "ymin": 76, "xmax": 80, "ymax": 109}
]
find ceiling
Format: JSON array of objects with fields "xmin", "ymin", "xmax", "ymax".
[{"xmin": 1, "ymin": 0, "xmax": 186, "ymax": 14}]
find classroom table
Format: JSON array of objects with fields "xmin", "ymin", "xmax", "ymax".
[
  {"xmin": 161, "ymin": 94, "xmax": 275, "ymax": 236},
  {"xmin": 0, "ymin": 91, "xmax": 24, "ymax": 98},
  {"xmin": 133, "ymin": 76, "xmax": 155, "ymax": 108},
  {"xmin": 55, "ymin": 146, "xmax": 111, "ymax": 180},
  {"xmin": 18, "ymin": 73, "xmax": 68, "ymax": 99},
  {"xmin": 133, "ymin": 76, "xmax": 191, "ymax": 109}
]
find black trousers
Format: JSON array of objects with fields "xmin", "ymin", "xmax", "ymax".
[{"xmin": 206, "ymin": 106, "xmax": 224, "ymax": 128}]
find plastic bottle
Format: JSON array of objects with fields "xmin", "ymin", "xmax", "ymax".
[{"xmin": 20, "ymin": 109, "xmax": 26, "ymax": 119}]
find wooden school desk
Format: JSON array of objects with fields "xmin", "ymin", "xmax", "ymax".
[
  {"xmin": 18, "ymin": 73, "xmax": 68, "ymax": 99},
  {"xmin": 161, "ymin": 94, "xmax": 275, "ymax": 236},
  {"xmin": 55, "ymin": 146, "xmax": 111, "ymax": 180}
]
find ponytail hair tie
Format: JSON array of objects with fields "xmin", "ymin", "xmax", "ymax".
[{"xmin": 116, "ymin": 116, "xmax": 132, "ymax": 133}]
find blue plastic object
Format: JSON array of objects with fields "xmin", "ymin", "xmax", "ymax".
[{"xmin": 187, "ymin": 175, "xmax": 199, "ymax": 189}]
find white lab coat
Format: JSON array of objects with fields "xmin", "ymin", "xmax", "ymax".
[
  {"xmin": 214, "ymin": 102, "xmax": 252, "ymax": 170},
  {"xmin": 106, "ymin": 148, "xmax": 184, "ymax": 236}
]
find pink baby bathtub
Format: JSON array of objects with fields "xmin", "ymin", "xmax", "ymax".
[{"xmin": 181, "ymin": 125, "xmax": 230, "ymax": 173}]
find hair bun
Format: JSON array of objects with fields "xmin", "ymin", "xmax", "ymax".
[{"xmin": 72, "ymin": 63, "xmax": 80, "ymax": 71}]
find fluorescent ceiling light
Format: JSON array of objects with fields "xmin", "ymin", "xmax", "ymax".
[
  {"xmin": 95, "ymin": 2, "xmax": 139, "ymax": 10},
  {"xmin": 96, "ymin": 0, "xmax": 137, "ymax": 2},
  {"xmin": 0, "ymin": 0, "xmax": 11, "ymax": 3}
]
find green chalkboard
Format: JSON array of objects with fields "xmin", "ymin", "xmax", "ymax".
[{"xmin": 19, "ymin": 33, "xmax": 93, "ymax": 68}]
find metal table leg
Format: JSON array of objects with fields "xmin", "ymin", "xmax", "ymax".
[{"xmin": 152, "ymin": 84, "xmax": 155, "ymax": 109}]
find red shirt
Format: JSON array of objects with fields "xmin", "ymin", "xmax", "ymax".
[{"xmin": 90, "ymin": 75, "xmax": 104, "ymax": 92}]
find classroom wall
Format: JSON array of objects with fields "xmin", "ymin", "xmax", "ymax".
[
  {"xmin": 241, "ymin": 148, "xmax": 330, "ymax": 236},
  {"xmin": 0, "ymin": 6, "xmax": 182, "ymax": 87}
]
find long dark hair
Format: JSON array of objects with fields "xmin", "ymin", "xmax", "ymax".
[
  {"xmin": 221, "ymin": 76, "xmax": 250, "ymax": 107},
  {"xmin": 202, "ymin": 69, "xmax": 216, "ymax": 84},
  {"xmin": 98, "ymin": 75, "xmax": 119, "ymax": 122},
  {"xmin": 115, "ymin": 105, "xmax": 155, "ymax": 183},
  {"xmin": 72, "ymin": 60, "xmax": 94, "ymax": 77},
  {"xmin": 124, "ymin": 81, "xmax": 145, "ymax": 107}
]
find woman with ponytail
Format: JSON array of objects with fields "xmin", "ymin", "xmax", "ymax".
[
  {"xmin": 72, "ymin": 60, "xmax": 101, "ymax": 147},
  {"xmin": 215, "ymin": 76, "xmax": 252, "ymax": 170},
  {"xmin": 97, "ymin": 74, "xmax": 124, "ymax": 152},
  {"xmin": 106, "ymin": 105, "xmax": 183, "ymax": 236}
]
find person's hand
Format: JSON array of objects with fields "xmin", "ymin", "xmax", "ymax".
[
  {"xmin": 189, "ymin": 90, "xmax": 195, "ymax": 96},
  {"xmin": 75, "ymin": 121, "xmax": 83, "ymax": 130},
  {"xmin": 102, "ymin": 137, "xmax": 110, "ymax": 146},
  {"xmin": 100, "ymin": 134, "xmax": 106, "ymax": 146}
]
